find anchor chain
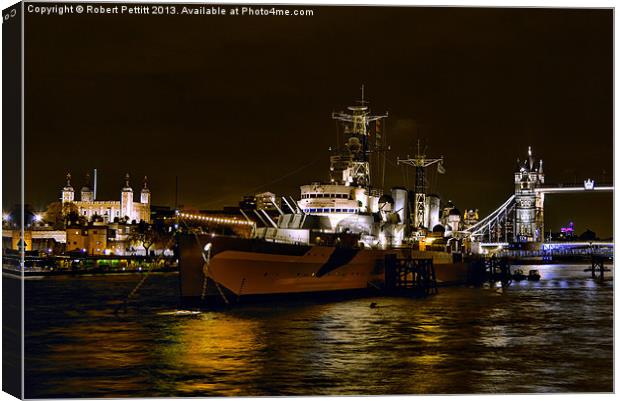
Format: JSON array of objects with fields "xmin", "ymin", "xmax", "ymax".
[
  {"xmin": 191, "ymin": 230, "xmax": 230, "ymax": 305},
  {"xmin": 200, "ymin": 244, "xmax": 211, "ymax": 301}
]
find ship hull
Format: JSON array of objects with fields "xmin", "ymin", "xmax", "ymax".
[{"xmin": 178, "ymin": 234, "xmax": 470, "ymax": 302}]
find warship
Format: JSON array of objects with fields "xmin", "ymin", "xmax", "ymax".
[{"xmin": 177, "ymin": 95, "xmax": 470, "ymax": 303}]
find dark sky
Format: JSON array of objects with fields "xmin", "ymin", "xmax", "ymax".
[{"xmin": 23, "ymin": 5, "xmax": 613, "ymax": 237}]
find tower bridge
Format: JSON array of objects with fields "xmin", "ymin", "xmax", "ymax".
[{"xmin": 461, "ymin": 147, "xmax": 613, "ymax": 247}]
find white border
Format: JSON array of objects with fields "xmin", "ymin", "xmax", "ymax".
[{"xmin": 0, "ymin": 1, "xmax": 616, "ymax": 401}]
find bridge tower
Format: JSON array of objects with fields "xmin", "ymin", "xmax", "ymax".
[{"xmin": 514, "ymin": 146, "xmax": 544, "ymax": 242}]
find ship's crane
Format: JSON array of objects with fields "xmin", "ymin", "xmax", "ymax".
[{"xmin": 397, "ymin": 140, "xmax": 444, "ymax": 232}]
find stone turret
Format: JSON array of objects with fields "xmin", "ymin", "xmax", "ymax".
[
  {"xmin": 140, "ymin": 176, "xmax": 151, "ymax": 205},
  {"xmin": 120, "ymin": 173, "xmax": 134, "ymax": 220},
  {"xmin": 61, "ymin": 172, "xmax": 75, "ymax": 203}
]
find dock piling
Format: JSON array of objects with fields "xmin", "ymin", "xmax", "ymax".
[
  {"xmin": 584, "ymin": 255, "xmax": 610, "ymax": 281},
  {"xmin": 384, "ymin": 254, "xmax": 437, "ymax": 296}
]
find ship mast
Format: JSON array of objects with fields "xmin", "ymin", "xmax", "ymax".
[
  {"xmin": 397, "ymin": 140, "xmax": 443, "ymax": 231},
  {"xmin": 330, "ymin": 86, "xmax": 388, "ymax": 189}
]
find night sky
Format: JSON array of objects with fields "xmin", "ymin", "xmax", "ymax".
[{"xmin": 22, "ymin": 5, "xmax": 613, "ymax": 237}]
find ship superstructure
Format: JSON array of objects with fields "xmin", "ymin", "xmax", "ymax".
[
  {"xmin": 177, "ymin": 93, "xmax": 470, "ymax": 302},
  {"xmin": 256, "ymin": 96, "xmax": 409, "ymax": 249}
]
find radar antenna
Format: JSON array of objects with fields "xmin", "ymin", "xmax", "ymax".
[{"xmin": 330, "ymin": 88, "xmax": 388, "ymax": 188}]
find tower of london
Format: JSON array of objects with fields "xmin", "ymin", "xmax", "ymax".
[{"xmin": 61, "ymin": 172, "xmax": 151, "ymax": 223}]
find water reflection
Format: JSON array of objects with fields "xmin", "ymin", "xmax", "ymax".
[
  {"xmin": 159, "ymin": 315, "xmax": 263, "ymax": 395},
  {"xmin": 24, "ymin": 264, "xmax": 613, "ymax": 397}
]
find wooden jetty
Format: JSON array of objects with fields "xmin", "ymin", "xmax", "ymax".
[
  {"xmin": 384, "ymin": 254, "xmax": 438, "ymax": 296},
  {"xmin": 583, "ymin": 255, "xmax": 611, "ymax": 281}
]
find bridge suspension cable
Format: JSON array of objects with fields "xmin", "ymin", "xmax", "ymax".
[{"xmin": 463, "ymin": 195, "xmax": 516, "ymax": 237}]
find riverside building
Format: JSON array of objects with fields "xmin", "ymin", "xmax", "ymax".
[{"xmin": 61, "ymin": 172, "xmax": 151, "ymax": 224}]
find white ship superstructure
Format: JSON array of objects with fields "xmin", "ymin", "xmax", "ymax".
[
  {"xmin": 254, "ymin": 96, "xmax": 408, "ymax": 249},
  {"xmin": 177, "ymin": 93, "xmax": 470, "ymax": 302}
]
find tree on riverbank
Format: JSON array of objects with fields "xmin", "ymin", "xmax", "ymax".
[{"xmin": 132, "ymin": 220, "xmax": 171, "ymax": 259}]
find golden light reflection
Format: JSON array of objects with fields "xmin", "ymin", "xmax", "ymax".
[
  {"xmin": 406, "ymin": 352, "xmax": 447, "ymax": 366},
  {"xmin": 159, "ymin": 314, "xmax": 263, "ymax": 396},
  {"xmin": 415, "ymin": 324, "xmax": 443, "ymax": 343}
]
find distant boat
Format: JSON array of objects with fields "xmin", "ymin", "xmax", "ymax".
[
  {"xmin": 528, "ymin": 269, "xmax": 541, "ymax": 281},
  {"xmin": 512, "ymin": 269, "xmax": 526, "ymax": 281}
]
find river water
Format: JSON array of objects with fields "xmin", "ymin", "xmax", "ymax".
[{"xmin": 23, "ymin": 263, "xmax": 613, "ymax": 397}]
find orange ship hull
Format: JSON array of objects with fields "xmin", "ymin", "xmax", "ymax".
[{"xmin": 178, "ymin": 234, "xmax": 470, "ymax": 301}]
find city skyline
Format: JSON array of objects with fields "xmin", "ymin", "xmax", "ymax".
[{"xmin": 17, "ymin": 6, "xmax": 613, "ymax": 236}]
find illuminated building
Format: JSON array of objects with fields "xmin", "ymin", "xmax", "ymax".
[
  {"xmin": 66, "ymin": 225, "xmax": 108, "ymax": 255},
  {"xmin": 463, "ymin": 209, "xmax": 479, "ymax": 229},
  {"xmin": 2, "ymin": 210, "xmax": 67, "ymax": 251},
  {"xmin": 551, "ymin": 220, "xmax": 576, "ymax": 241},
  {"xmin": 514, "ymin": 147, "xmax": 544, "ymax": 242},
  {"xmin": 560, "ymin": 221, "xmax": 575, "ymax": 236},
  {"xmin": 3, "ymin": 228, "xmax": 65, "ymax": 252},
  {"xmin": 61, "ymin": 172, "xmax": 151, "ymax": 224}
]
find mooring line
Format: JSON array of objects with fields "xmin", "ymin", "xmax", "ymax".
[{"xmin": 113, "ymin": 235, "xmax": 176, "ymax": 315}]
